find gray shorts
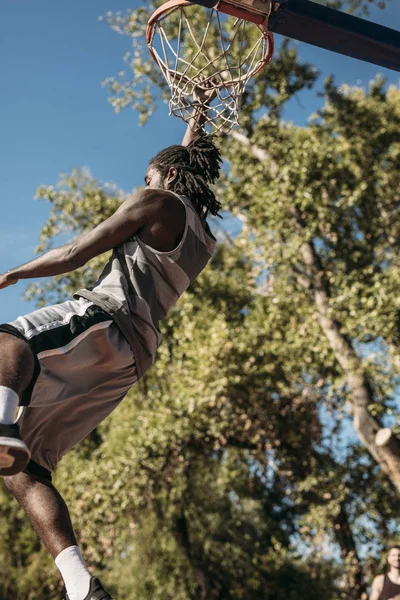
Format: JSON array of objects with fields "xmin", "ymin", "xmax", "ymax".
[{"xmin": 0, "ymin": 298, "xmax": 138, "ymax": 478}]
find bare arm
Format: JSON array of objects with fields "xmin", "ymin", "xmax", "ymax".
[
  {"xmin": 0, "ymin": 189, "xmax": 174, "ymax": 290},
  {"xmin": 182, "ymin": 82, "xmax": 218, "ymax": 146},
  {"xmin": 182, "ymin": 105, "xmax": 210, "ymax": 147},
  {"xmin": 370, "ymin": 575, "xmax": 384, "ymax": 600}
]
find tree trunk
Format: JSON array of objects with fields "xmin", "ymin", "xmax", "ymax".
[
  {"xmin": 234, "ymin": 134, "xmax": 400, "ymax": 493},
  {"xmin": 334, "ymin": 503, "xmax": 368, "ymax": 599},
  {"xmin": 173, "ymin": 512, "xmax": 225, "ymax": 600},
  {"xmin": 298, "ymin": 233, "xmax": 400, "ymax": 493}
]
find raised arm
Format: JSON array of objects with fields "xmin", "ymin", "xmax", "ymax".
[
  {"xmin": 181, "ymin": 82, "xmax": 217, "ymax": 146},
  {"xmin": 0, "ymin": 189, "xmax": 178, "ymax": 290}
]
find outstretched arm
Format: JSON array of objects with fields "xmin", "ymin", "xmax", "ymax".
[
  {"xmin": 182, "ymin": 83, "xmax": 217, "ymax": 146},
  {"xmin": 0, "ymin": 189, "xmax": 174, "ymax": 290}
]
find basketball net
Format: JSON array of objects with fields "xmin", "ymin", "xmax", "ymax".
[{"xmin": 147, "ymin": 0, "xmax": 274, "ymax": 134}]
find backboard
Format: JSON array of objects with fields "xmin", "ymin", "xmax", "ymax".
[
  {"xmin": 193, "ymin": 0, "xmax": 400, "ymax": 72},
  {"xmin": 269, "ymin": 0, "xmax": 400, "ymax": 72},
  {"xmin": 147, "ymin": 0, "xmax": 400, "ymax": 133}
]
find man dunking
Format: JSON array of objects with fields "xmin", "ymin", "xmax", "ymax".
[
  {"xmin": 370, "ymin": 546, "xmax": 400, "ymax": 600},
  {"xmin": 0, "ymin": 90, "xmax": 221, "ymax": 600}
]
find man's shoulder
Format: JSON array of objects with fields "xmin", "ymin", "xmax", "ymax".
[
  {"xmin": 122, "ymin": 189, "xmax": 185, "ymax": 227},
  {"xmin": 125, "ymin": 188, "xmax": 177, "ymax": 207}
]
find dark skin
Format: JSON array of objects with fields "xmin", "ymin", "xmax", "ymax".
[
  {"xmin": 0, "ymin": 177, "xmax": 185, "ymax": 290},
  {"xmin": 0, "ymin": 81, "xmax": 216, "ymax": 291},
  {"xmin": 0, "ymin": 167, "xmax": 186, "ymax": 560},
  {"xmin": 0, "ymin": 88, "xmax": 213, "ymax": 568}
]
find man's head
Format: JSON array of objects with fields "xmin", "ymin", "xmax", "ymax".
[
  {"xmin": 387, "ymin": 546, "xmax": 400, "ymax": 569},
  {"xmin": 146, "ymin": 136, "xmax": 222, "ymax": 218},
  {"xmin": 144, "ymin": 165, "xmax": 178, "ymax": 191}
]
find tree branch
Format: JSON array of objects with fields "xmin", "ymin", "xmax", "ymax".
[{"xmin": 238, "ymin": 133, "xmax": 400, "ymax": 494}]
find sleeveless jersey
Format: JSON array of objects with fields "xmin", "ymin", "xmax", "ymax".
[
  {"xmin": 380, "ymin": 574, "xmax": 400, "ymax": 600},
  {"xmin": 74, "ymin": 192, "xmax": 216, "ymax": 378}
]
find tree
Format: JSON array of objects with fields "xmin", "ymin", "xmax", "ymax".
[
  {"xmin": 224, "ymin": 77, "xmax": 400, "ymax": 491},
  {"xmin": 101, "ymin": 0, "xmax": 400, "ymax": 491},
  {"xmin": 1, "ymin": 171, "xmax": 340, "ymax": 599},
  {"xmin": 328, "ymin": 0, "xmax": 392, "ymax": 15},
  {"xmin": 100, "ymin": 0, "xmax": 400, "ymax": 594},
  {"xmin": 1, "ymin": 1, "xmax": 398, "ymax": 597}
]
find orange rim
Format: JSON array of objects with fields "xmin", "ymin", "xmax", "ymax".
[{"xmin": 146, "ymin": 0, "xmax": 274, "ymax": 84}]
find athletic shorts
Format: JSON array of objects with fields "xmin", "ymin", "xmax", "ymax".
[{"xmin": 0, "ymin": 297, "xmax": 138, "ymax": 480}]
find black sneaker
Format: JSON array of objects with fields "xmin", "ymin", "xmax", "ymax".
[
  {"xmin": 65, "ymin": 577, "xmax": 114, "ymax": 600},
  {"xmin": 0, "ymin": 423, "xmax": 30, "ymax": 477}
]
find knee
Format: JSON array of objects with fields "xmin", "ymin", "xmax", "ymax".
[
  {"xmin": 9, "ymin": 335, "xmax": 35, "ymax": 372},
  {"xmin": 3, "ymin": 471, "xmax": 31, "ymax": 498},
  {"xmin": 0, "ymin": 333, "xmax": 35, "ymax": 393},
  {"xmin": 3, "ymin": 470, "xmax": 49, "ymax": 501}
]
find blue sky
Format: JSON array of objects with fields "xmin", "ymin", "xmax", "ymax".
[{"xmin": 1, "ymin": 0, "xmax": 399, "ymax": 323}]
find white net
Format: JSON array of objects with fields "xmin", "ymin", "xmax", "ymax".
[{"xmin": 147, "ymin": 2, "xmax": 274, "ymax": 134}]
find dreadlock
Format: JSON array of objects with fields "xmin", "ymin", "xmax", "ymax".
[{"xmin": 149, "ymin": 135, "xmax": 222, "ymax": 218}]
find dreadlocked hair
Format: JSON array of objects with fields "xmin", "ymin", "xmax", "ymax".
[{"xmin": 149, "ymin": 135, "xmax": 223, "ymax": 219}]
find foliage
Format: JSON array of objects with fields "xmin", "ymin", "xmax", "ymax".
[
  {"xmin": 328, "ymin": 0, "xmax": 392, "ymax": 15},
  {"xmin": 100, "ymin": 0, "xmax": 391, "ymax": 129},
  {"xmin": 1, "ymin": 0, "xmax": 399, "ymax": 598}
]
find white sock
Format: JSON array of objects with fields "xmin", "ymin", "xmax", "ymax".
[
  {"xmin": 0, "ymin": 386, "xmax": 19, "ymax": 425},
  {"xmin": 55, "ymin": 546, "xmax": 92, "ymax": 600}
]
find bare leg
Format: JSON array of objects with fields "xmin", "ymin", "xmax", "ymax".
[
  {"xmin": 0, "ymin": 335, "xmax": 96, "ymax": 598},
  {"xmin": 1, "ymin": 336, "xmax": 111, "ymax": 598},
  {"xmin": 0, "ymin": 333, "xmax": 77, "ymax": 556},
  {"xmin": 3, "ymin": 471, "xmax": 77, "ymax": 558},
  {"xmin": 4, "ymin": 473, "xmax": 114, "ymax": 600},
  {"xmin": 0, "ymin": 332, "xmax": 35, "ymax": 394},
  {"xmin": 0, "ymin": 333, "xmax": 35, "ymax": 475}
]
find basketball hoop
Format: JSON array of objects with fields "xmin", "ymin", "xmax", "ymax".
[{"xmin": 146, "ymin": 0, "xmax": 274, "ymax": 134}]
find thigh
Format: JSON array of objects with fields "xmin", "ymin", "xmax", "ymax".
[
  {"xmin": 8, "ymin": 297, "xmax": 103, "ymax": 344},
  {"xmin": 4, "ymin": 297, "xmax": 114, "ymax": 406},
  {"xmin": 11, "ymin": 300, "xmax": 137, "ymax": 473}
]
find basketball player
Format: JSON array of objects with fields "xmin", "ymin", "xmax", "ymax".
[
  {"xmin": 0, "ymin": 90, "xmax": 221, "ymax": 600},
  {"xmin": 370, "ymin": 546, "xmax": 400, "ymax": 600}
]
